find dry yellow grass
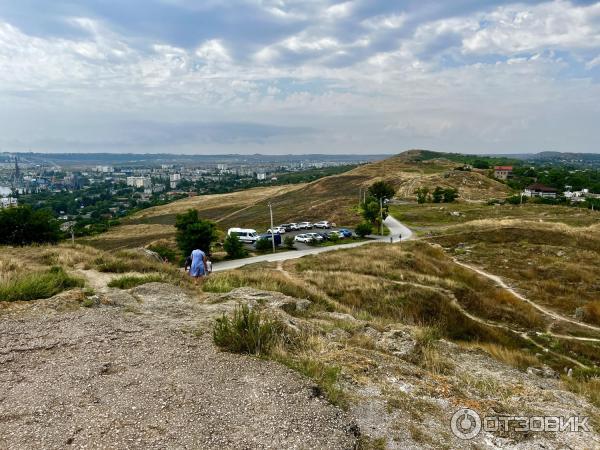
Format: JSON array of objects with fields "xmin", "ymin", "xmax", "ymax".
[
  {"xmin": 131, "ymin": 184, "xmax": 304, "ymax": 220},
  {"xmin": 82, "ymin": 224, "xmax": 175, "ymax": 251},
  {"xmin": 431, "ymin": 219, "xmax": 600, "ymax": 324},
  {"xmin": 462, "ymin": 342, "xmax": 540, "ymax": 370}
]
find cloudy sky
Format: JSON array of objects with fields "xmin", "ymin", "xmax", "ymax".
[{"xmin": 0, "ymin": 0, "xmax": 599, "ymax": 154}]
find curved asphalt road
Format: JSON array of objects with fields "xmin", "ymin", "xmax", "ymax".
[{"xmin": 213, "ymin": 215, "xmax": 413, "ymax": 272}]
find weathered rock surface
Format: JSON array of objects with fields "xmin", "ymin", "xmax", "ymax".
[{"xmin": 0, "ymin": 284, "xmax": 356, "ymax": 449}]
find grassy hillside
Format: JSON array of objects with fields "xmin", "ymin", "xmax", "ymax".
[{"xmin": 84, "ymin": 150, "xmax": 512, "ymax": 250}]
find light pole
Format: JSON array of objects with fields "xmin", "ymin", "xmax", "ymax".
[
  {"xmin": 380, "ymin": 197, "xmax": 384, "ymax": 236},
  {"xmin": 268, "ymin": 202, "xmax": 275, "ymax": 254}
]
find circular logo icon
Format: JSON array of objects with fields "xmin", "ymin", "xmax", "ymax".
[{"xmin": 451, "ymin": 408, "xmax": 481, "ymax": 440}]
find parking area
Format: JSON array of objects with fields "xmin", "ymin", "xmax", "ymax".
[
  {"xmin": 265, "ymin": 227, "xmax": 356, "ymax": 250},
  {"xmin": 231, "ymin": 222, "xmax": 361, "ymax": 251}
]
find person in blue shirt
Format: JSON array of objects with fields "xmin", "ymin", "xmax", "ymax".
[{"xmin": 189, "ymin": 248, "xmax": 208, "ymax": 284}]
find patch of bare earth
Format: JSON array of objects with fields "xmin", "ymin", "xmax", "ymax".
[{"xmin": 0, "ymin": 283, "xmax": 356, "ymax": 449}]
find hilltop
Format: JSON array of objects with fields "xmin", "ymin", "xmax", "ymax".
[{"xmin": 85, "ymin": 150, "xmax": 511, "ymax": 250}]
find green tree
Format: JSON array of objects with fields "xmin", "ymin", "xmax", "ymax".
[
  {"xmin": 362, "ymin": 199, "xmax": 380, "ymax": 223},
  {"xmin": 416, "ymin": 187, "xmax": 430, "ymax": 204},
  {"xmin": 175, "ymin": 209, "xmax": 217, "ymax": 256},
  {"xmin": 355, "ymin": 222, "xmax": 373, "ymax": 238},
  {"xmin": 0, "ymin": 206, "xmax": 61, "ymax": 246},
  {"xmin": 432, "ymin": 187, "xmax": 444, "ymax": 203},
  {"xmin": 368, "ymin": 181, "xmax": 396, "ymax": 202},
  {"xmin": 223, "ymin": 234, "xmax": 248, "ymax": 259},
  {"xmin": 443, "ymin": 188, "xmax": 459, "ymax": 203}
]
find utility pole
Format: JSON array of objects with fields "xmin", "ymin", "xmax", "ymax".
[
  {"xmin": 380, "ymin": 197, "xmax": 384, "ymax": 236},
  {"xmin": 268, "ymin": 202, "xmax": 275, "ymax": 254}
]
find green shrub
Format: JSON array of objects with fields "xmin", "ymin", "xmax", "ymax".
[
  {"xmin": 572, "ymin": 367, "xmax": 600, "ymax": 382},
  {"xmin": 354, "ymin": 222, "xmax": 373, "ymax": 238},
  {"xmin": 107, "ymin": 274, "xmax": 167, "ymax": 289},
  {"xmin": 213, "ymin": 304, "xmax": 281, "ymax": 355},
  {"xmin": 147, "ymin": 244, "xmax": 178, "ymax": 263},
  {"xmin": 223, "ymin": 234, "xmax": 248, "ymax": 259},
  {"xmin": 255, "ymin": 238, "xmax": 273, "ymax": 252},
  {"xmin": 93, "ymin": 256, "xmax": 130, "ymax": 273},
  {"xmin": 283, "ymin": 236, "xmax": 296, "ymax": 250},
  {"xmin": 0, "ymin": 266, "xmax": 84, "ymax": 302}
]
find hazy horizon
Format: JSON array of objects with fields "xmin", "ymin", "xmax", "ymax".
[{"xmin": 1, "ymin": 1, "xmax": 599, "ymax": 155}]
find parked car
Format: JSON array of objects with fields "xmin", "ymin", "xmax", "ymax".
[
  {"xmin": 227, "ymin": 228, "xmax": 259, "ymax": 243},
  {"xmin": 255, "ymin": 233, "xmax": 282, "ymax": 247},
  {"xmin": 294, "ymin": 234, "xmax": 313, "ymax": 243},
  {"xmin": 338, "ymin": 228, "xmax": 353, "ymax": 238},
  {"xmin": 298, "ymin": 221, "xmax": 313, "ymax": 229},
  {"xmin": 288, "ymin": 223, "xmax": 300, "ymax": 230},
  {"xmin": 328, "ymin": 230, "xmax": 345, "ymax": 239},
  {"xmin": 279, "ymin": 223, "xmax": 299, "ymax": 231},
  {"xmin": 317, "ymin": 232, "xmax": 331, "ymax": 240},
  {"xmin": 306, "ymin": 232, "xmax": 324, "ymax": 242},
  {"xmin": 267, "ymin": 226, "xmax": 286, "ymax": 234},
  {"xmin": 314, "ymin": 220, "xmax": 331, "ymax": 229}
]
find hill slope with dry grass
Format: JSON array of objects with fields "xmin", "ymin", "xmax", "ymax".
[
  {"xmin": 2, "ymin": 239, "xmax": 599, "ymax": 448},
  {"xmin": 84, "ymin": 150, "xmax": 511, "ymax": 250}
]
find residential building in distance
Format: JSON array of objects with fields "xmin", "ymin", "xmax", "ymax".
[
  {"xmin": 493, "ymin": 166, "xmax": 513, "ymax": 180},
  {"xmin": 523, "ymin": 183, "xmax": 558, "ymax": 198},
  {"xmin": 564, "ymin": 188, "xmax": 600, "ymax": 203},
  {"xmin": 94, "ymin": 165, "xmax": 114, "ymax": 173},
  {"xmin": 126, "ymin": 176, "xmax": 152, "ymax": 189},
  {"xmin": 169, "ymin": 173, "xmax": 181, "ymax": 189},
  {"xmin": 0, "ymin": 197, "xmax": 18, "ymax": 208}
]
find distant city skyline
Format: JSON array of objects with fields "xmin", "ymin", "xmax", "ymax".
[{"xmin": 1, "ymin": 1, "xmax": 599, "ymax": 154}]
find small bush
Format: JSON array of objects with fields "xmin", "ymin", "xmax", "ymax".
[
  {"xmin": 0, "ymin": 266, "xmax": 84, "ymax": 302},
  {"xmin": 107, "ymin": 274, "xmax": 167, "ymax": 289},
  {"xmin": 255, "ymin": 238, "xmax": 273, "ymax": 252},
  {"xmin": 81, "ymin": 297, "xmax": 95, "ymax": 308},
  {"xmin": 283, "ymin": 236, "xmax": 296, "ymax": 250},
  {"xmin": 355, "ymin": 222, "xmax": 373, "ymax": 238},
  {"xmin": 147, "ymin": 244, "xmax": 178, "ymax": 263},
  {"xmin": 93, "ymin": 256, "xmax": 130, "ymax": 273},
  {"xmin": 223, "ymin": 234, "xmax": 248, "ymax": 259},
  {"xmin": 213, "ymin": 304, "xmax": 281, "ymax": 355},
  {"xmin": 571, "ymin": 367, "xmax": 600, "ymax": 382}
]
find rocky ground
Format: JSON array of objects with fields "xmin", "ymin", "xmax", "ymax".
[
  {"xmin": 0, "ymin": 282, "xmax": 356, "ymax": 449},
  {"xmin": 1, "ymin": 275, "xmax": 599, "ymax": 449}
]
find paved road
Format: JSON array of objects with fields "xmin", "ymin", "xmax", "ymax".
[{"xmin": 213, "ymin": 215, "xmax": 412, "ymax": 272}]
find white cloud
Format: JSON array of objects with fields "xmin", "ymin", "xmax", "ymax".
[
  {"xmin": 324, "ymin": 1, "xmax": 354, "ymax": 20},
  {"xmin": 362, "ymin": 13, "xmax": 406, "ymax": 30},
  {"xmin": 0, "ymin": 1, "xmax": 599, "ymax": 153},
  {"xmin": 463, "ymin": 1, "xmax": 600, "ymax": 54}
]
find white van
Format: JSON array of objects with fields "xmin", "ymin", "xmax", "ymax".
[{"xmin": 227, "ymin": 228, "xmax": 259, "ymax": 243}]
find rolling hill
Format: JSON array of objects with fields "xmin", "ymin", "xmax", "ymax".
[{"xmin": 84, "ymin": 150, "xmax": 511, "ymax": 250}]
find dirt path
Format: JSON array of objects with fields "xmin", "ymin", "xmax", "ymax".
[{"xmin": 453, "ymin": 259, "xmax": 600, "ymax": 334}]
